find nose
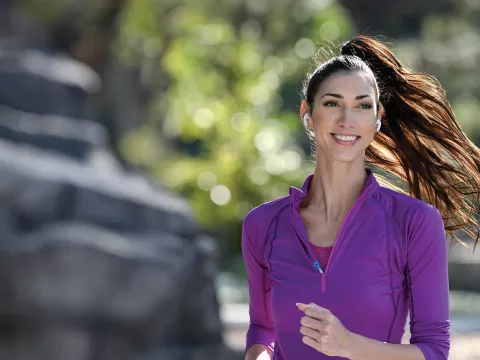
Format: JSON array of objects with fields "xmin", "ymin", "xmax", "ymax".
[{"xmin": 337, "ymin": 108, "xmax": 356, "ymax": 128}]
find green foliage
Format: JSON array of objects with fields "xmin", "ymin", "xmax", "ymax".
[{"xmin": 117, "ymin": 0, "xmax": 353, "ymax": 262}]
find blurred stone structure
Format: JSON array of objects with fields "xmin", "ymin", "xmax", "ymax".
[{"xmin": 0, "ymin": 2, "xmax": 231, "ymax": 360}]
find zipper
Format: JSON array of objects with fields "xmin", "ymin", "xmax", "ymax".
[
  {"xmin": 291, "ymin": 183, "xmax": 374, "ymax": 292},
  {"xmin": 313, "ymin": 260, "xmax": 323, "ymax": 274},
  {"xmin": 290, "ymin": 204, "xmax": 323, "ymax": 274},
  {"xmin": 320, "ymin": 184, "xmax": 373, "ymax": 292}
]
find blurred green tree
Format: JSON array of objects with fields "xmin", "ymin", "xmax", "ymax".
[{"xmin": 116, "ymin": 0, "xmax": 354, "ymax": 269}]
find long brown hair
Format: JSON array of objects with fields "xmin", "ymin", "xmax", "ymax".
[{"xmin": 338, "ymin": 35, "xmax": 480, "ymax": 250}]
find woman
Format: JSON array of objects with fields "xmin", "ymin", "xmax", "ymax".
[{"xmin": 242, "ymin": 35, "xmax": 480, "ymax": 360}]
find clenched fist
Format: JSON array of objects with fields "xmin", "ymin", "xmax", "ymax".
[{"xmin": 296, "ymin": 302, "xmax": 354, "ymax": 358}]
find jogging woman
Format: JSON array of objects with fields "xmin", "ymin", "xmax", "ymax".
[{"xmin": 242, "ymin": 35, "xmax": 480, "ymax": 360}]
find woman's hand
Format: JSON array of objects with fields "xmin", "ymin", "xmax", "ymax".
[{"xmin": 296, "ymin": 302, "xmax": 354, "ymax": 358}]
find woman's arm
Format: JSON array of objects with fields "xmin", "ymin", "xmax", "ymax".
[
  {"xmin": 297, "ymin": 303, "xmax": 425, "ymax": 360},
  {"xmin": 403, "ymin": 206, "xmax": 450, "ymax": 359},
  {"xmin": 347, "ymin": 333, "xmax": 425, "ymax": 360},
  {"xmin": 348, "ymin": 205, "xmax": 450, "ymax": 360},
  {"xmin": 242, "ymin": 212, "xmax": 276, "ymax": 359}
]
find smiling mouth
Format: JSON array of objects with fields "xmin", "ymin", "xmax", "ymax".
[{"xmin": 331, "ymin": 133, "xmax": 360, "ymax": 142}]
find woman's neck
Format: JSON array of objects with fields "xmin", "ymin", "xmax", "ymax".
[{"xmin": 302, "ymin": 159, "xmax": 368, "ymax": 221}]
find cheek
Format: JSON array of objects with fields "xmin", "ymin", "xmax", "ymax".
[
  {"xmin": 361, "ymin": 126, "xmax": 376, "ymax": 147},
  {"xmin": 312, "ymin": 115, "xmax": 337, "ymax": 135},
  {"xmin": 359, "ymin": 118, "xmax": 376, "ymax": 134}
]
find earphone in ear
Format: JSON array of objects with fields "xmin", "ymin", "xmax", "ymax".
[
  {"xmin": 303, "ymin": 114, "xmax": 309, "ymax": 127},
  {"xmin": 376, "ymin": 119, "xmax": 382, "ymax": 132}
]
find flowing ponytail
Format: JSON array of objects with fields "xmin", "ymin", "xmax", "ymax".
[{"xmin": 341, "ymin": 35, "xmax": 480, "ymax": 250}]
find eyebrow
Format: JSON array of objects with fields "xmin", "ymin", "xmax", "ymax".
[{"xmin": 321, "ymin": 93, "xmax": 372, "ymax": 100}]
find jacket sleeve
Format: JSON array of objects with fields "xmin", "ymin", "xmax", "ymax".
[
  {"xmin": 241, "ymin": 213, "xmax": 276, "ymax": 353},
  {"xmin": 406, "ymin": 206, "xmax": 450, "ymax": 360}
]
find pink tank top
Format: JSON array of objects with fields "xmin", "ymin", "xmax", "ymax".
[{"xmin": 310, "ymin": 243, "xmax": 333, "ymax": 271}]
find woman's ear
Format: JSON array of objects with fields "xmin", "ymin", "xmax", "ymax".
[
  {"xmin": 300, "ymin": 100, "xmax": 308, "ymax": 114},
  {"xmin": 300, "ymin": 100, "xmax": 310, "ymax": 127}
]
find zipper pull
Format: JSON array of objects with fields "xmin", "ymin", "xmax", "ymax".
[{"xmin": 313, "ymin": 261, "xmax": 323, "ymax": 274}]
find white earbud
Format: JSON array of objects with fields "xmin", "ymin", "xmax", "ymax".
[
  {"xmin": 376, "ymin": 118, "xmax": 381, "ymax": 132},
  {"xmin": 303, "ymin": 114, "xmax": 309, "ymax": 127}
]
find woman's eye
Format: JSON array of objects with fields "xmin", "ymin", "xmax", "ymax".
[
  {"xmin": 324, "ymin": 101, "xmax": 339, "ymax": 107},
  {"xmin": 359, "ymin": 103, "xmax": 373, "ymax": 109}
]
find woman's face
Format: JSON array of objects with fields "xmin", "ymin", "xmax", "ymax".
[{"xmin": 304, "ymin": 71, "xmax": 379, "ymax": 163}]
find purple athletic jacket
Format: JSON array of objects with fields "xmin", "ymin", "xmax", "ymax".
[{"xmin": 241, "ymin": 169, "xmax": 450, "ymax": 360}]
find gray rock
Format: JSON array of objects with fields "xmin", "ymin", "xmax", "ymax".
[
  {"xmin": 0, "ymin": 223, "xmax": 223, "ymax": 359},
  {"xmin": 0, "ymin": 49, "xmax": 102, "ymax": 158},
  {"xmin": 0, "ymin": 140, "xmax": 197, "ymax": 238},
  {"xmin": 0, "ymin": 7, "xmax": 225, "ymax": 359}
]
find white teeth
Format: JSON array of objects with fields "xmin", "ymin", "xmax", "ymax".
[{"xmin": 333, "ymin": 134, "xmax": 358, "ymax": 141}]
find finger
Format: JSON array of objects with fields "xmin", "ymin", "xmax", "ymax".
[
  {"xmin": 300, "ymin": 316, "xmax": 329, "ymax": 332},
  {"xmin": 296, "ymin": 302, "xmax": 311, "ymax": 312},
  {"xmin": 302, "ymin": 335, "xmax": 322, "ymax": 352},
  {"xmin": 300, "ymin": 325, "xmax": 322, "ymax": 340},
  {"xmin": 296, "ymin": 302, "xmax": 323, "ymax": 312},
  {"xmin": 304, "ymin": 307, "xmax": 332, "ymax": 322},
  {"xmin": 296, "ymin": 303, "xmax": 333, "ymax": 323}
]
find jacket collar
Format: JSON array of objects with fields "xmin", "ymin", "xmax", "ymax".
[{"xmin": 289, "ymin": 167, "xmax": 380, "ymax": 206}]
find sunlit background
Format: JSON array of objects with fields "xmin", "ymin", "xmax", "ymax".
[{"xmin": 0, "ymin": 0, "xmax": 478, "ymax": 359}]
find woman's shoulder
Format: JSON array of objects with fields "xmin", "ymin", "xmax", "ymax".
[
  {"xmin": 243, "ymin": 195, "xmax": 290, "ymax": 232},
  {"xmin": 375, "ymin": 186, "xmax": 443, "ymax": 234},
  {"xmin": 376, "ymin": 185, "xmax": 440, "ymax": 215},
  {"xmin": 245, "ymin": 195, "xmax": 290, "ymax": 221}
]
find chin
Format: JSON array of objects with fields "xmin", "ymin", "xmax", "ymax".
[
  {"xmin": 329, "ymin": 151, "xmax": 363, "ymax": 163},
  {"xmin": 331, "ymin": 156, "xmax": 358, "ymax": 163}
]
